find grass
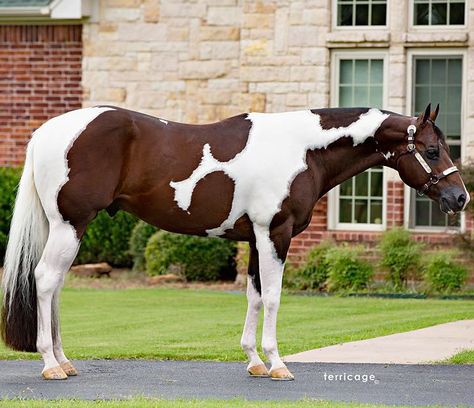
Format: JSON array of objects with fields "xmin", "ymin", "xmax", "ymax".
[
  {"xmin": 0, "ymin": 287, "xmax": 473, "ymax": 361},
  {"xmin": 442, "ymin": 349, "xmax": 474, "ymax": 364},
  {"xmin": 0, "ymin": 399, "xmax": 437, "ymax": 408}
]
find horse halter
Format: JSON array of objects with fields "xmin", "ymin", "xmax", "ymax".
[{"xmin": 401, "ymin": 124, "xmax": 459, "ymax": 196}]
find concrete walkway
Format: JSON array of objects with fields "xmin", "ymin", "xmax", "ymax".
[{"xmin": 284, "ymin": 319, "xmax": 474, "ymax": 364}]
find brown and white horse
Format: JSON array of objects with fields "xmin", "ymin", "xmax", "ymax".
[{"xmin": 1, "ymin": 103, "xmax": 469, "ymax": 380}]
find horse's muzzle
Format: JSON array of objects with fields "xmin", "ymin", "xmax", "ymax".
[{"xmin": 439, "ymin": 186, "xmax": 469, "ymax": 214}]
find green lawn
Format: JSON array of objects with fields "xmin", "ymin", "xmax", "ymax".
[
  {"xmin": 0, "ymin": 288, "xmax": 473, "ymax": 361},
  {"xmin": 0, "ymin": 399, "xmax": 438, "ymax": 408}
]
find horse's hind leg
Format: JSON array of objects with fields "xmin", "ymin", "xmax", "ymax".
[
  {"xmin": 241, "ymin": 243, "xmax": 268, "ymax": 377},
  {"xmin": 35, "ymin": 222, "xmax": 79, "ymax": 380}
]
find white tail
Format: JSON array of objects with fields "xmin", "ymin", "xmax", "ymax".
[{"xmin": 1, "ymin": 139, "xmax": 49, "ymax": 351}]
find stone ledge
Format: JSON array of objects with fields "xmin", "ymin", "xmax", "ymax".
[
  {"xmin": 403, "ymin": 31, "xmax": 468, "ymax": 47},
  {"xmin": 326, "ymin": 31, "xmax": 390, "ymax": 48}
]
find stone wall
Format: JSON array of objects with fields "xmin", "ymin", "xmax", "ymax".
[{"xmin": 82, "ymin": 0, "xmax": 331, "ymax": 122}]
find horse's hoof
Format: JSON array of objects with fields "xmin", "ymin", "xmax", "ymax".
[
  {"xmin": 42, "ymin": 366, "xmax": 68, "ymax": 380},
  {"xmin": 60, "ymin": 361, "xmax": 78, "ymax": 376},
  {"xmin": 247, "ymin": 363, "xmax": 269, "ymax": 377},
  {"xmin": 270, "ymin": 366, "xmax": 295, "ymax": 381}
]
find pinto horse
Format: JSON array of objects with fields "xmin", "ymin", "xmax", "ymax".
[{"xmin": 1, "ymin": 103, "xmax": 469, "ymax": 380}]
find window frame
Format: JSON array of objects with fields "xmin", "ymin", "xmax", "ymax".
[
  {"xmin": 327, "ymin": 50, "xmax": 389, "ymax": 232},
  {"xmin": 332, "ymin": 0, "xmax": 389, "ymax": 30},
  {"xmin": 408, "ymin": 0, "xmax": 467, "ymax": 30},
  {"xmin": 404, "ymin": 48, "xmax": 467, "ymax": 233}
]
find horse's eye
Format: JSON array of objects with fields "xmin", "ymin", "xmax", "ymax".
[{"xmin": 426, "ymin": 148, "xmax": 439, "ymax": 160}]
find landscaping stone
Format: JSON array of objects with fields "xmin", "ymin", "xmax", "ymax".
[{"xmin": 70, "ymin": 263, "xmax": 112, "ymax": 278}]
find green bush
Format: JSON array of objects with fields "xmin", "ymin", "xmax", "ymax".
[
  {"xmin": 379, "ymin": 228, "xmax": 423, "ymax": 291},
  {"xmin": 325, "ymin": 245, "xmax": 373, "ymax": 293},
  {"xmin": 424, "ymin": 251, "xmax": 467, "ymax": 294},
  {"xmin": 285, "ymin": 239, "xmax": 334, "ymax": 290},
  {"xmin": 77, "ymin": 210, "xmax": 138, "ymax": 267},
  {"xmin": 145, "ymin": 231, "xmax": 237, "ymax": 281},
  {"xmin": 0, "ymin": 167, "xmax": 22, "ymax": 264},
  {"xmin": 129, "ymin": 221, "xmax": 158, "ymax": 272}
]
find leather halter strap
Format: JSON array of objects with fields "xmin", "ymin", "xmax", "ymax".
[{"xmin": 398, "ymin": 123, "xmax": 459, "ymax": 196}]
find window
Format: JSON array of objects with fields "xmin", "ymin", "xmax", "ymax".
[
  {"xmin": 329, "ymin": 53, "xmax": 387, "ymax": 230},
  {"xmin": 413, "ymin": 0, "xmax": 465, "ymax": 25},
  {"xmin": 410, "ymin": 56, "xmax": 463, "ymax": 229},
  {"xmin": 337, "ymin": 0, "xmax": 387, "ymax": 26}
]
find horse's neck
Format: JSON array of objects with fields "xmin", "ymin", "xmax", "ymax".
[{"xmin": 314, "ymin": 139, "xmax": 385, "ymax": 197}]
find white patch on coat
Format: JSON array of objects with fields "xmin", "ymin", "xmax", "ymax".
[
  {"xmin": 159, "ymin": 119, "xmax": 168, "ymax": 125},
  {"xmin": 381, "ymin": 151, "xmax": 394, "ymax": 160},
  {"xmin": 170, "ymin": 109, "xmax": 389, "ymax": 236}
]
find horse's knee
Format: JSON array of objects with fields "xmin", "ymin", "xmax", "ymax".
[{"xmin": 261, "ymin": 291, "xmax": 280, "ymax": 312}]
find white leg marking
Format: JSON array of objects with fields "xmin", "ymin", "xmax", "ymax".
[
  {"xmin": 35, "ymin": 222, "xmax": 79, "ymax": 372},
  {"xmin": 52, "ymin": 285, "xmax": 68, "ymax": 365},
  {"xmin": 241, "ymin": 276, "xmax": 265, "ymax": 369},
  {"xmin": 253, "ymin": 224, "xmax": 286, "ymax": 372}
]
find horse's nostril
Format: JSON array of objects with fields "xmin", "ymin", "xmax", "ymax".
[{"xmin": 458, "ymin": 194, "xmax": 466, "ymax": 207}]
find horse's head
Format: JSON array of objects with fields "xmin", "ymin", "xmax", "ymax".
[{"xmin": 382, "ymin": 103, "xmax": 469, "ymax": 215}]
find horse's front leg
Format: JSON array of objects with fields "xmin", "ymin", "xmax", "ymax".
[
  {"xmin": 253, "ymin": 223, "xmax": 294, "ymax": 381},
  {"xmin": 241, "ymin": 243, "xmax": 268, "ymax": 377}
]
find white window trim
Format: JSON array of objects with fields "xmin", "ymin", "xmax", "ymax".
[
  {"xmin": 331, "ymin": 0, "xmax": 389, "ymax": 30},
  {"xmin": 408, "ymin": 0, "xmax": 468, "ymax": 31},
  {"xmin": 404, "ymin": 48, "xmax": 467, "ymax": 233},
  {"xmin": 327, "ymin": 49, "xmax": 389, "ymax": 232}
]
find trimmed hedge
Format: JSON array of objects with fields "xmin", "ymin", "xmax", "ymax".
[
  {"xmin": 0, "ymin": 167, "xmax": 22, "ymax": 264},
  {"xmin": 285, "ymin": 239, "xmax": 334, "ymax": 291},
  {"xmin": 145, "ymin": 231, "xmax": 237, "ymax": 281},
  {"xmin": 379, "ymin": 228, "xmax": 423, "ymax": 291},
  {"xmin": 77, "ymin": 210, "xmax": 138, "ymax": 267},
  {"xmin": 325, "ymin": 245, "xmax": 373, "ymax": 292},
  {"xmin": 129, "ymin": 221, "xmax": 158, "ymax": 272},
  {"xmin": 424, "ymin": 251, "xmax": 467, "ymax": 294}
]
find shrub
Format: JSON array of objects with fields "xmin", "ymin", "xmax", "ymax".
[
  {"xmin": 285, "ymin": 239, "xmax": 334, "ymax": 290},
  {"xmin": 379, "ymin": 228, "xmax": 423, "ymax": 291},
  {"xmin": 325, "ymin": 245, "xmax": 373, "ymax": 293},
  {"xmin": 129, "ymin": 221, "xmax": 158, "ymax": 272},
  {"xmin": 0, "ymin": 167, "xmax": 22, "ymax": 264},
  {"xmin": 145, "ymin": 231, "xmax": 237, "ymax": 281},
  {"xmin": 424, "ymin": 251, "xmax": 467, "ymax": 294},
  {"xmin": 77, "ymin": 210, "xmax": 138, "ymax": 267}
]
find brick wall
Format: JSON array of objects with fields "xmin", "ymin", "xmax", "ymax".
[{"xmin": 0, "ymin": 25, "xmax": 82, "ymax": 166}]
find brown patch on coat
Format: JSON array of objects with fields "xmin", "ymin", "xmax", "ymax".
[
  {"xmin": 58, "ymin": 107, "xmax": 252, "ymax": 238},
  {"xmin": 312, "ymin": 107, "xmax": 370, "ymax": 130}
]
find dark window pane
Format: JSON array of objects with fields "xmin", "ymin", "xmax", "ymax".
[
  {"xmin": 415, "ymin": 3, "xmax": 429, "ymax": 25},
  {"xmin": 449, "ymin": 145, "xmax": 461, "ymax": 162},
  {"xmin": 448, "ymin": 59, "xmax": 462, "ymax": 84},
  {"xmin": 431, "ymin": 59, "xmax": 447, "ymax": 83},
  {"xmin": 415, "ymin": 199, "xmax": 430, "ymax": 226},
  {"xmin": 449, "ymin": 2, "xmax": 465, "ymax": 25},
  {"xmin": 415, "ymin": 59, "xmax": 430, "ymax": 84},
  {"xmin": 431, "ymin": 203, "xmax": 447, "ymax": 226},
  {"xmin": 355, "ymin": 4, "xmax": 369, "ymax": 25},
  {"xmin": 370, "ymin": 200, "xmax": 383, "ymax": 224},
  {"xmin": 340, "ymin": 199, "xmax": 352, "ymax": 222},
  {"xmin": 354, "ymin": 199, "xmax": 368, "ymax": 223},
  {"xmin": 370, "ymin": 171, "xmax": 383, "ymax": 197},
  {"xmin": 340, "ymin": 179, "xmax": 353, "ymax": 196},
  {"xmin": 431, "ymin": 3, "xmax": 447, "ymax": 25},
  {"xmin": 338, "ymin": 4, "xmax": 353, "ymax": 25},
  {"xmin": 355, "ymin": 172, "xmax": 368, "ymax": 196},
  {"xmin": 371, "ymin": 4, "xmax": 386, "ymax": 25}
]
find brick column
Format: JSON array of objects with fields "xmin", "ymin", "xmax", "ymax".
[{"xmin": 0, "ymin": 25, "xmax": 82, "ymax": 166}]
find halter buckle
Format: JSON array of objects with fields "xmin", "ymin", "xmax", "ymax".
[{"xmin": 430, "ymin": 175, "xmax": 439, "ymax": 185}]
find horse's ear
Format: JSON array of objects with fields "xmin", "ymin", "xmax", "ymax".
[
  {"xmin": 418, "ymin": 103, "xmax": 431, "ymax": 124},
  {"xmin": 430, "ymin": 103, "xmax": 440, "ymax": 122}
]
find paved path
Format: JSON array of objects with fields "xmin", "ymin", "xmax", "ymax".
[
  {"xmin": 284, "ymin": 320, "xmax": 474, "ymax": 364},
  {"xmin": 0, "ymin": 360, "xmax": 473, "ymax": 406}
]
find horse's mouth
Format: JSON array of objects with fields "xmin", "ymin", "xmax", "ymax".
[{"xmin": 440, "ymin": 197, "xmax": 456, "ymax": 215}]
